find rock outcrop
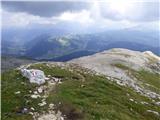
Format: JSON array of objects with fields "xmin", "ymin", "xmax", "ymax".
[{"xmin": 21, "ymin": 69, "xmax": 46, "ymax": 85}]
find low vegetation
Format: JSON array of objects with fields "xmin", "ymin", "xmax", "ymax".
[
  {"xmin": 2, "ymin": 63, "xmax": 160, "ymax": 120},
  {"xmin": 134, "ymin": 70, "xmax": 160, "ymax": 95},
  {"xmin": 114, "ymin": 63, "xmax": 160, "ymax": 95}
]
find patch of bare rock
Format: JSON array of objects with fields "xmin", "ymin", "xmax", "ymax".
[
  {"xmin": 69, "ymin": 48, "xmax": 160, "ymax": 100},
  {"xmin": 19, "ymin": 66, "xmax": 64, "ymax": 120}
]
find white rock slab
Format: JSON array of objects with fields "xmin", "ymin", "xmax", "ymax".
[{"xmin": 21, "ymin": 69, "xmax": 46, "ymax": 85}]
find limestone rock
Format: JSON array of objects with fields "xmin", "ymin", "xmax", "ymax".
[{"xmin": 21, "ymin": 69, "xmax": 46, "ymax": 85}]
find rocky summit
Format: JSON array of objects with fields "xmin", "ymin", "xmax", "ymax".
[
  {"xmin": 70, "ymin": 48, "xmax": 160, "ymax": 99},
  {"xmin": 2, "ymin": 48, "xmax": 160, "ymax": 120}
]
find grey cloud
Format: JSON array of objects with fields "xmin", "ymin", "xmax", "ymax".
[
  {"xmin": 99, "ymin": 2, "xmax": 159, "ymax": 22},
  {"xmin": 2, "ymin": 1, "xmax": 90, "ymax": 17},
  {"xmin": 126, "ymin": 2, "xmax": 159, "ymax": 21},
  {"xmin": 2, "ymin": 1, "xmax": 159, "ymax": 22}
]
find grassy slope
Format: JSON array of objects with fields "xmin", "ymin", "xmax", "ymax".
[
  {"xmin": 114, "ymin": 63, "xmax": 160, "ymax": 95},
  {"xmin": 2, "ymin": 63, "xmax": 160, "ymax": 120}
]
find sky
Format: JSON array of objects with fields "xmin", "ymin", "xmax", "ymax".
[{"xmin": 1, "ymin": 0, "xmax": 160, "ymax": 31}]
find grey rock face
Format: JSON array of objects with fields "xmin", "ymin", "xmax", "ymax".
[{"xmin": 21, "ymin": 69, "xmax": 46, "ymax": 85}]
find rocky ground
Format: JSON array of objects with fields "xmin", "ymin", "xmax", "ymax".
[
  {"xmin": 2, "ymin": 48, "xmax": 160, "ymax": 120},
  {"xmin": 70, "ymin": 48, "xmax": 160, "ymax": 99}
]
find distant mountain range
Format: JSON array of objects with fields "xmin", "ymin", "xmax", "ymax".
[{"xmin": 2, "ymin": 28, "xmax": 159, "ymax": 61}]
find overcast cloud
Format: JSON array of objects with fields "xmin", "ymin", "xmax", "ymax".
[
  {"xmin": 1, "ymin": 0, "xmax": 159, "ymax": 29},
  {"xmin": 2, "ymin": 1, "xmax": 90, "ymax": 17}
]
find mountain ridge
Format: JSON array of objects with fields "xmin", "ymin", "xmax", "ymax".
[
  {"xmin": 70, "ymin": 48, "xmax": 160, "ymax": 99},
  {"xmin": 2, "ymin": 48, "xmax": 160, "ymax": 120},
  {"xmin": 2, "ymin": 29, "xmax": 160, "ymax": 60}
]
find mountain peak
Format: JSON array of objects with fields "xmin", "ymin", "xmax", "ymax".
[{"xmin": 143, "ymin": 51, "xmax": 160, "ymax": 61}]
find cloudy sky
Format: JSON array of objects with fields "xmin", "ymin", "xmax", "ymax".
[{"xmin": 1, "ymin": 0, "xmax": 160, "ymax": 30}]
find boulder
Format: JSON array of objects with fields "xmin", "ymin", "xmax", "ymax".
[{"xmin": 21, "ymin": 69, "xmax": 46, "ymax": 85}]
